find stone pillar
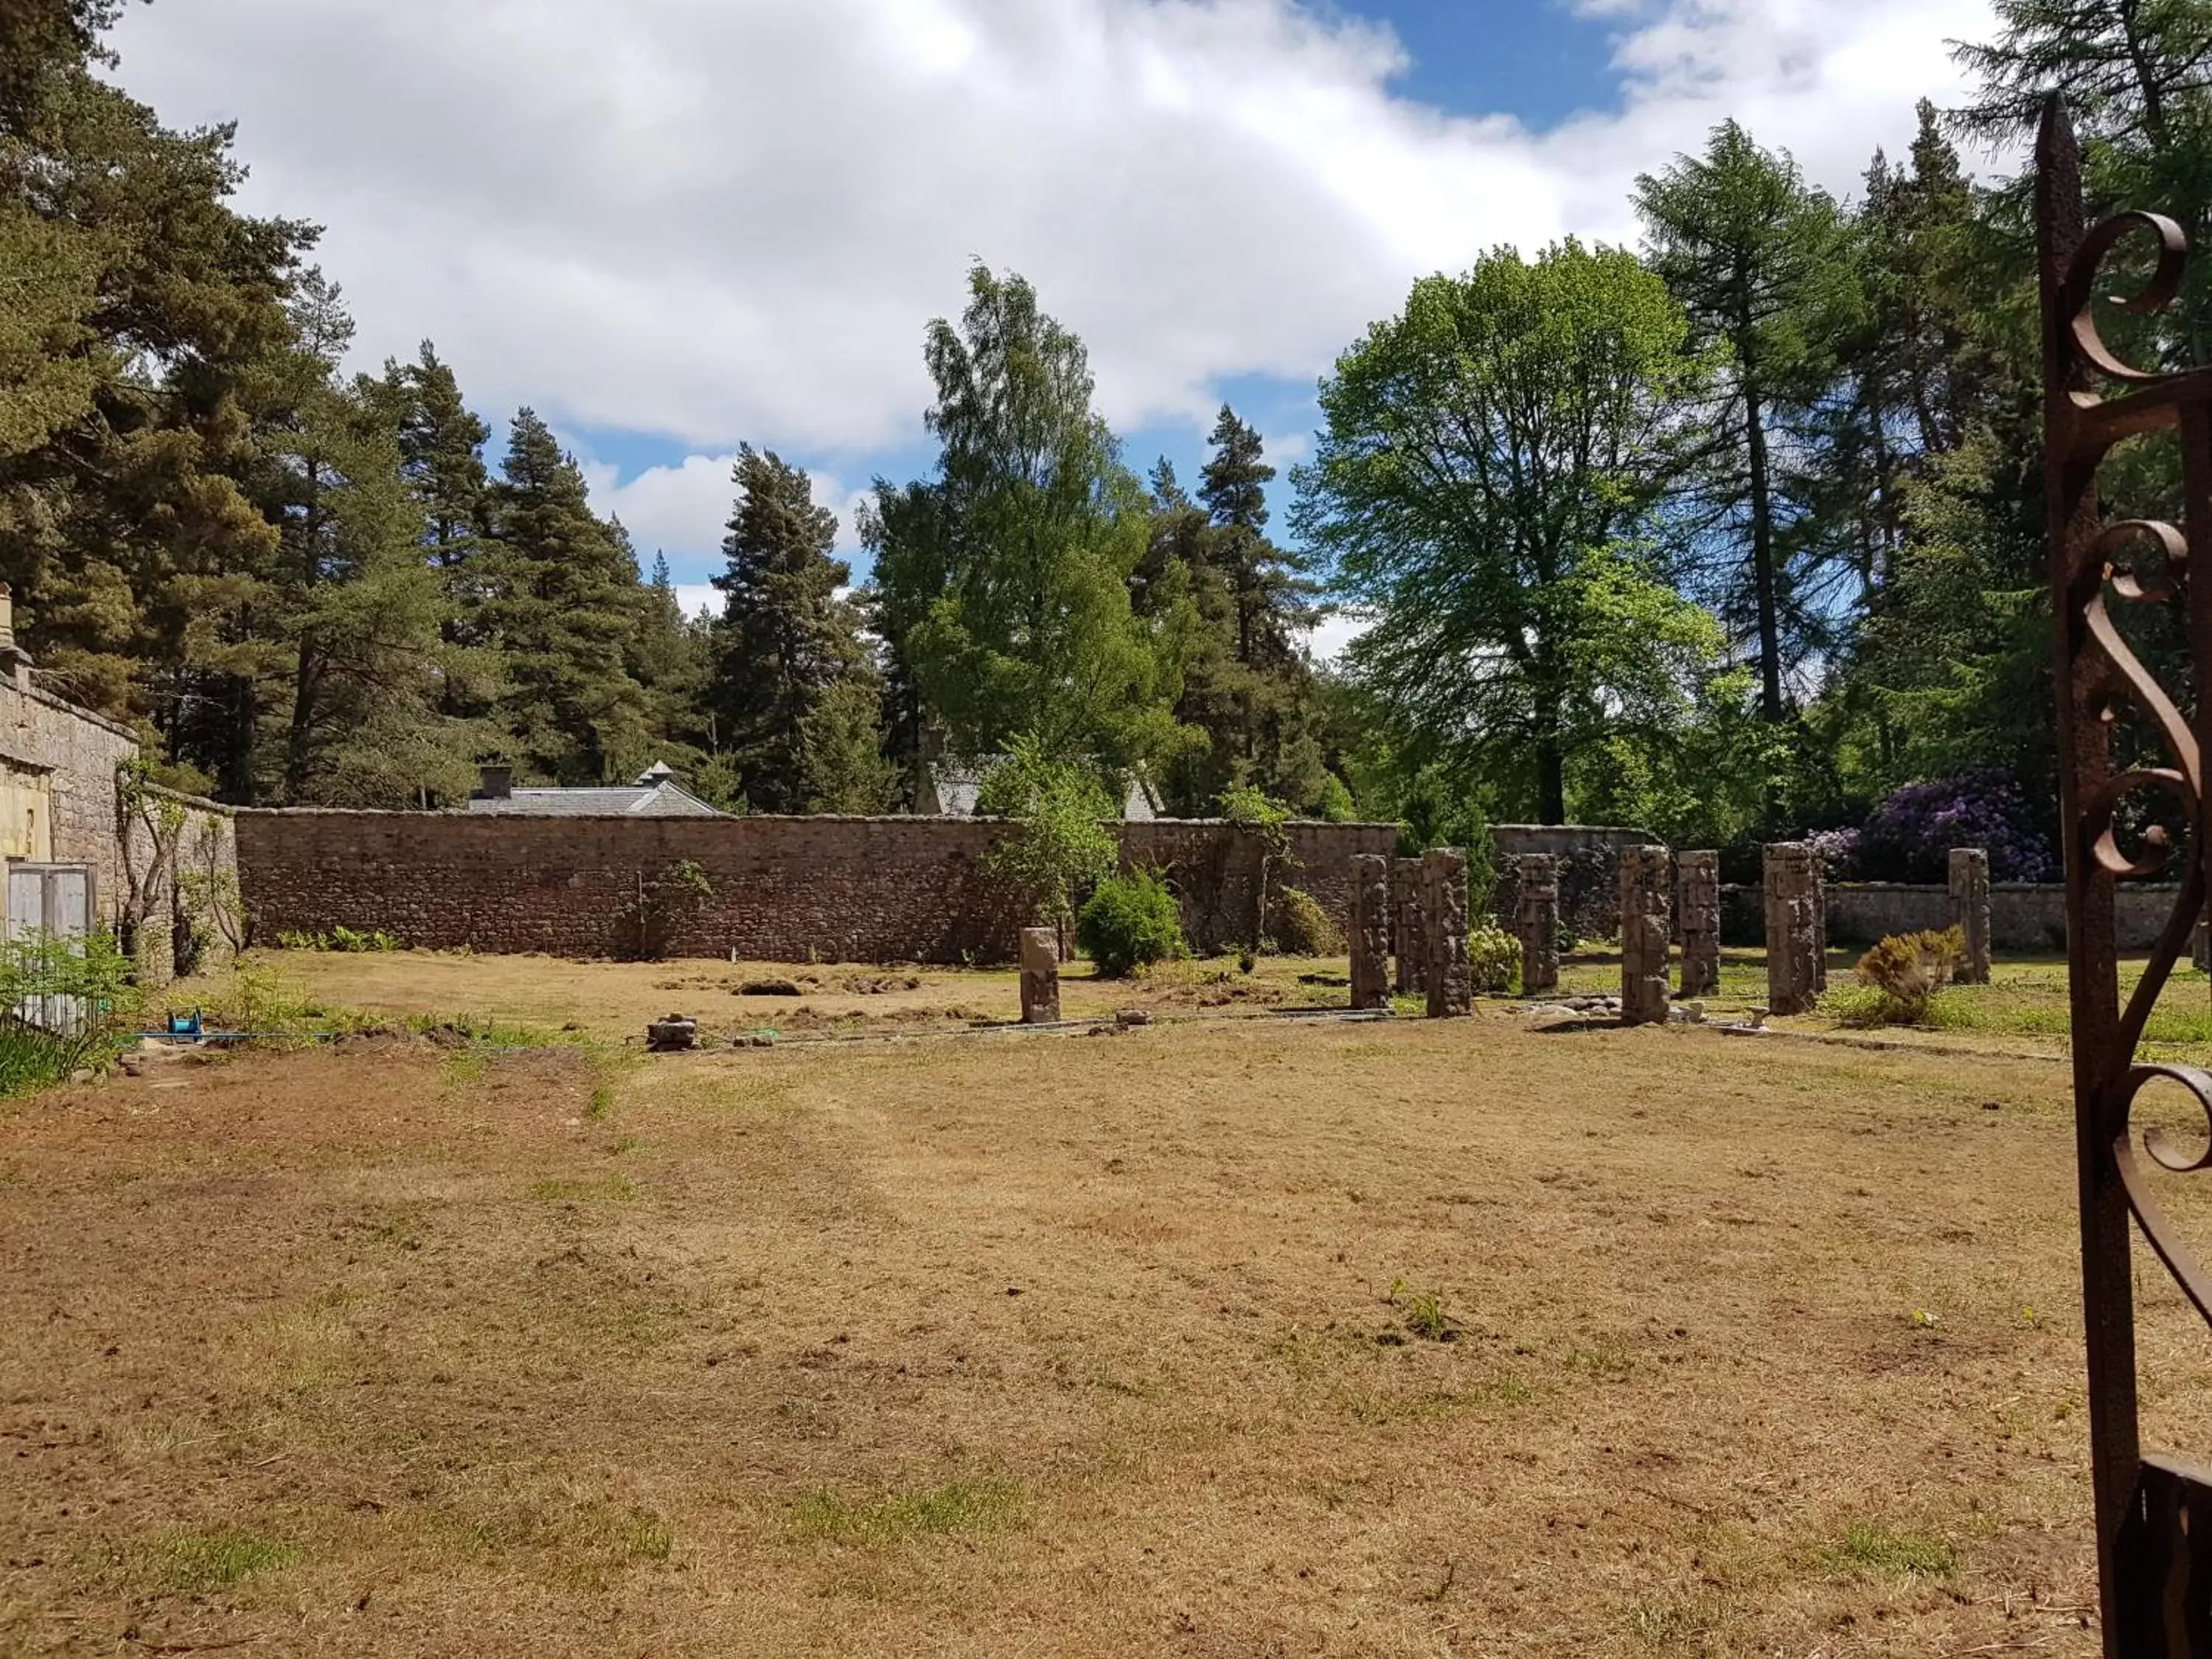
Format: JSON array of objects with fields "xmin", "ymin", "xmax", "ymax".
[
  {"xmin": 1677, "ymin": 851, "xmax": 1721, "ymax": 998},
  {"xmin": 1948, "ymin": 847, "xmax": 1992, "ymax": 985},
  {"xmin": 1422, "ymin": 848, "xmax": 1471, "ymax": 1018},
  {"xmin": 1764, "ymin": 844, "xmax": 1823, "ymax": 1016},
  {"xmin": 1393, "ymin": 857, "xmax": 1427, "ymax": 995},
  {"xmin": 1349, "ymin": 855, "xmax": 1391, "ymax": 1011},
  {"xmin": 1620, "ymin": 846, "xmax": 1672, "ymax": 1026},
  {"xmin": 1020, "ymin": 926, "xmax": 1061, "ymax": 1024},
  {"xmin": 1514, "ymin": 854, "xmax": 1560, "ymax": 995},
  {"xmin": 2196, "ymin": 915, "xmax": 2211, "ymax": 974}
]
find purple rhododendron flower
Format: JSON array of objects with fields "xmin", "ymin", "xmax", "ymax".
[{"xmin": 1855, "ymin": 771, "xmax": 2056, "ymax": 883}]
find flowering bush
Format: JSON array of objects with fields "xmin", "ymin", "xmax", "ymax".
[
  {"xmin": 1806, "ymin": 827, "xmax": 1863, "ymax": 880},
  {"xmin": 1854, "ymin": 771, "xmax": 2055, "ymax": 883}
]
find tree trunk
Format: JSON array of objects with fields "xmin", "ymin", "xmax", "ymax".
[{"xmin": 1744, "ymin": 377, "xmax": 1785, "ymax": 725}]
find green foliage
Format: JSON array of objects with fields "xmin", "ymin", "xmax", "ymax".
[
  {"xmin": 1297, "ymin": 241, "xmax": 1719, "ymax": 825},
  {"xmin": 861, "ymin": 264, "xmax": 1194, "ymax": 779},
  {"xmin": 711, "ymin": 446, "xmax": 890, "ymax": 813},
  {"xmin": 1823, "ymin": 1522, "xmax": 1958, "ymax": 1579},
  {"xmin": 1144, "ymin": 414, "xmax": 1331, "ymax": 814},
  {"xmin": 1839, "ymin": 928, "xmax": 1966, "ymax": 1025},
  {"xmin": 1635, "ymin": 121, "xmax": 1862, "ymax": 735},
  {"xmin": 979, "ymin": 734, "xmax": 1119, "ymax": 929},
  {"xmin": 619, "ymin": 859, "xmax": 715, "ymax": 962},
  {"xmin": 1468, "ymin": 920, "xmax": 1520, "ymax": 997},
  {"xmin": 786, "ymin": 1480, "xmax": 1023, "ymax": 1545},
  {"xmin": 1269, "ymin": 886, "xmax": 1341, "ymax": 956},
  {"xmin": 0, "ymin": 928, "xmax": 133, "ymax": 1094},
  {"xmin": 276, "ymin": 925, "xmax": 401, "ymax": 953},
  {"xmin": 1077, "ymin": 871, "xmax": 1188, "ymax": 978}
]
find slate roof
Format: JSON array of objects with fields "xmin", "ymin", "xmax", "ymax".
[
  {"xmin": 467, "ymin": 762, "xmax": 721, "ymax": 818},
  {"xmin": 919, "ymin": 756, "xmax": 1157, "ymax": 820}
]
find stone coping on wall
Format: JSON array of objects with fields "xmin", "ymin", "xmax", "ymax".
[{"xmin": 232, "ymin": 806, "xmax": 1399, "ymax": 830}]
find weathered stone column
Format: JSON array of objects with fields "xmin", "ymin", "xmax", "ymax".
[
  {"xmin": 2196, "ymin": 914, "xmax": 2211, "ymax": 974},
  {"xmin": 1677, "ymin": 850, "xmax": 1721, "ymax": 998},
  {"xmin": 1620, "ymin": 846, "xmax": 1672, "ymax": 1026},
  {"xmin": 1020, "ymin": 926, "xmax": 1061, "ymax": 1024},
  {"xmin": 1514, "ymin": 854, "xmax": 1560, "ymax": 995},
  {"xmin": 1764, "ymin": 843, "xmax": 1823, "ymax": 1016},
  {"xmin": 1393, "ymin": 856, "xmax": 1427, "ymax": 995},
  {"xmin": 1948, "ymin": 846, "xmax": 1992, "ymax": 984},
  {"xmin": 1349, "ymin": 855, "xmax": 1391, "ymax": 1011},
  {"xmin": 1422, "ymin": 848, "xmax": 1471, "ymax": 1018}
]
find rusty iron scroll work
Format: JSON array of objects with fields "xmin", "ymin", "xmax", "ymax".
[{"xmin": 2041, "ymin": 95, "xmax": 2212, "ymax": 1654}]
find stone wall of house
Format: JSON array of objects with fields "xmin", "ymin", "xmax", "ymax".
[
  {"xmin": 233, "ymin": 811, "xmax": 1398, "ymax": 963},
  {"xmin": 0, "ymin": 678, "xmax": 138, "ymax": 922}
]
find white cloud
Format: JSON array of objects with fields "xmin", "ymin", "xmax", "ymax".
[
  {"xmin": 102, "ymin": 0, "xmax": 1997, "ymax": 563},
  {"xmin": 574, "ymin": 445, "xmax": 875, "ymax": 566}
]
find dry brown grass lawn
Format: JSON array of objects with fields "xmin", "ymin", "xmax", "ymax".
[
  {"xmin": 223, "ymin": 947, "xmax": 1344, "ymax": 1041},
  {"xmin": 6, "ymin": 998, "xmax": 2202, "ymax": 1655}
]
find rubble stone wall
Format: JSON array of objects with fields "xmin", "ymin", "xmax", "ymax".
[{"xmin": 234, "ymin": 810, "xmax": 1397, "ymax": 964}]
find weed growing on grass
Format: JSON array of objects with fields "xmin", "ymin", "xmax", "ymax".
[
  {"xmin": 1824, "ymin": 1522, "xmax": 1958, "ymax": 1579},
  {"xmin": 1387, "ymin": 1278, "xmax": 1461, "ymax": 1342},
  {"xmin": 787, "ymin": 1479, "xmax": 1023, "ymax": 1545}
]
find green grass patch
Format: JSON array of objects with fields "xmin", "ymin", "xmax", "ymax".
[
  {"xmin": 1340, "ymin": 1378, "xmax": 1534, "ymax": 1424},
  {"xmin": 127, "ymin": 1529, "xmax": 301, "ymax": 1593},
  {"xmin": 527, "ymin": 1176, "xmax": 637, "ymax": 1203},
  {"xmin": 786, "ymin": 1478, "xmax": 1023, "ymax": 1545},
  {"xmin": 1823, "ymin": 1521, "xmax": 1958, "ymax": 1579}
]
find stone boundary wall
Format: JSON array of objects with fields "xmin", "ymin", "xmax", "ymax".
[
  {"xmin": 1719, "ymin": 881, "xmax": 2183, "ymax": 953},
  {"xmin": 1490, "ymin": 825, "xmax": 1655, "ymax": 943},
  {"xmin": 234, "ymin": 811, "xmax": 1397, "ymax": 964},
  {"xmin": 128, "ymin": 786, "xmax": 241, "ymax": 984}
]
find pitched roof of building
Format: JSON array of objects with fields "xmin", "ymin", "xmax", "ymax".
[{"xmin": 467, "ymin": 763, "xmax": 722, "ymax": 818}]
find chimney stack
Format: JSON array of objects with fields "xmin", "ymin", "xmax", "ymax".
[
  {"xmin": 0, "ymin": 585, "xmax": 32, "ymax": 689},
  {"xmin": 475, "ymin": 763, "xmax": 514, "ymax": 801}
]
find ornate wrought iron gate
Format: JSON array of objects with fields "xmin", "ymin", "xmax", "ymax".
[{"xmin": 2040, "ymin": 94, "xmax": 2212, "ymax": 1654}]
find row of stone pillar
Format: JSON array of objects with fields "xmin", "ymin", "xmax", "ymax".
[{"xmin": 1349, "ymin": 849, "xmax": 1472, "ymax": 1018}]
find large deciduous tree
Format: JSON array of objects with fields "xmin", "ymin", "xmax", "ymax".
[{"xmin": 1295, "ymin": 240, "xmax": 1718, "ymax": 825}]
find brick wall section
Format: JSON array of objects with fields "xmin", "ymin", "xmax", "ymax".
[
  {"xmin": 126, "ymin": 787, "xmax": 240, "ymax": 983},
  {"xmin": 0, "ymin": 677, "xmax": 137, "ymax": 922},
  {"xmin": 1490, "ymin": 826, "xmax": 1655, "ymax": 943},
  {"xmin": 234, "ymin": 811, "xmax": 1398, "ymax": 963}
]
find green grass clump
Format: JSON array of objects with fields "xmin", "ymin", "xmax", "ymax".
[
  {"xmin": 1824, "ymin": 1521, "xmax": 1958, "ymax": 1579},
  {"xmin": 527, "ymin": 1176, "xmax": 636, "ymax": 1203},
  {"xmin": 786, "ymin": 1478, "xmax": 1022, "ymax": 1544},
  {"xmin": 149, "ymin": 1530, "xmax": 300, "ymax": 1592}
]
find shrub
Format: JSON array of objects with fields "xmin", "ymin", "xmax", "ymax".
[
  {"xmin": 1469, "ymin": 919, "xmax": 1519, "ymax": 995},
  {"xmin": 1842, "ymin": 928, "xmax": 1965, "ymax": 1025},
  {"xmin": 1270, "ymin": 886, "xmax": 1341, "ymax": 956},
  {"xmin": 1077, "ymin": 872, "xmax": 1188, "ymax": 978},
  {"xmin": 984, "ymin": 736, "xmax": 1120, "ymax": 933},
  {"xmin": 1856, "ymin": 771, "xmax": 2054, "ymax": 883}
]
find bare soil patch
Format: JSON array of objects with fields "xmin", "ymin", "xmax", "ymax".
[{"xmin": 3, "ymin": 1004, "xmax": 2196, "ymax": 1655}]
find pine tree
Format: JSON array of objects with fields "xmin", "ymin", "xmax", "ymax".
[
  {"xmin": 481, "ymin": 410, "xmax": 650, "ymax": 783},
  {"xmin": 711, "ymin": 445, "xmax": 886, "ymax": 813},
  {"xmin": 373, "ymin": 342, "xmax": 503, "ymax": 719},
  {"xmin": 863, "ymin": 263, "xmax": 1193, "ymax": 783},
  {"xmin": 1635, "ymin": 121, "xmax": 1861, "ymax": 728}
]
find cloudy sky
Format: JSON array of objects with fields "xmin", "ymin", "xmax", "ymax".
[{"xmin": 104, "ymin": 0, "xmax": 2003, "ymax": 633}]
